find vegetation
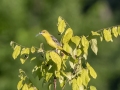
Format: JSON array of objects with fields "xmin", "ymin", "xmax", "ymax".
[{"xmin": 10, "ymin": 16, "xmax": 120, "ymax": 90}]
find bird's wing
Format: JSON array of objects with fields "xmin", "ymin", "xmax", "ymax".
[{"xmin": 50, "ymin": 35, "xmax": 61, "ymax": 46}]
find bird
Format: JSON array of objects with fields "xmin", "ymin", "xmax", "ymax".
[
  {"xmin": 36, "ymin": 30, "xmax": 62, "ymax": 50},
  {"xmin": 36, "ymin": 30, "xmax": 70, "ymax": 55}
]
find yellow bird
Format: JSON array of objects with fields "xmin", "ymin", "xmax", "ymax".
[{"xmin": 37, "ymin": 30, "xmax": 63, "ymax": 50}]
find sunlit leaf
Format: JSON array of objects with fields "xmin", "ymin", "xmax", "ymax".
[
  {"xmin": 63, "ymin": 43, "xmax": 72, "ymax": 54},
  {"xmin": 17, "ymin": 80, "xmax": 23, "ymax": 90},
  {"xmin": 10, "ymin": 41, "xmax": 15, "ymax": 48},
  {"xmin": 62, "ymin": 28, "xmax": 73, "ymax": 43},
  {"xmin": 46, "ymin": 51, "xmax": 50, "ymax": 61},
  {"xmin": 90, "ymin": 86, "xmax": 97, "ymax": 90},
  {"xmin": 81, "ymin": 69, "xmax": 90, "ymax": 87},
  {"xmin": 71, "ymin": 79, "xmax": 79, "ymax": 90},
  {"xmin": 20, "ymin": 58, "xmax": 26, "ymax": 64},
  {"xmin": 59, "ymin": 76, "xmax": 65, "ymax": 87},
  {"xmin": 31, "ymin": 46, "xmax": 35, "ymax": 53},
  {"xmin": 112, "ymin": 26, "xmax": 118, "ymax": 37},
  {"xmin": 58, "ymin": 16, "xmax": 66, "ymax": 34},
  {"xmin": 50, "ymin": 51, "xmax": 61, "ymax": 71},
  {"xmin": 21, "ymin": 48, "xmax": 30, "ymax": 55},
  {"xmin": 30, "ymin": 57, "xmax": 36, "ymax": 61},
  {"xmin": 103, "ymin": 29, "xmax": 113, "ymax": 42},
  {"xmin": 87, "ymin": 63, "xmax": 97, "ymax": 79},
  {"xmin": 22, "ymin": 83, "xmax": 28, "ymax": 90},
  {"xmin": 45, "ymin": 72, "xmax": 53, "ymax": 82},
  {"xmin": 12, "ymin": 45, "xmax": 21, "ymax": 59},
  {"xmin": 71, "ymin": 36, "xmax": 80, "ymax": 46},
  {"xmin": 90, "ymin": 39, "xmax": 98, "ymax": 55},
  {"xmin": 91, "ymin": 31, "xmax": 100, "ymax": 36},
  {"xmin": 77, "ymin": 76, "xmax": 82, "ymax": 86},
  {"xmin": 69, "ymin": 61, "xmax": 75, "ymax": 69}
]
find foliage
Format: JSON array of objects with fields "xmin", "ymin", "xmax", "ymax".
[{"xmin": 10, "ymin": 16, "xmax": 120, "ymax": 90}]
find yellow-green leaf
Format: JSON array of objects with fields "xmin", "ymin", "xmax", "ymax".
[
  {"xmin": 71, "ymin": 79, "xmax": 79, "ymax": 90},
  {"xmin": 103, "ymin": 29, "xmax": 113, "ymax": 42},
  {"xmin": 58, "ymin": 16, "xmax": 66, "ymax": 34},
  {"xmin": 63, "ymin": 43, "xmax": 72, "ymax": 54},
  {"xmin": 20, "ymin": 58, "xmax": 26, "ymax": 64},
  {"xmin": 77, "ymin": 76, "xmax": 82, "ymax": 86},
  {"xmin": 62, "ymin": 28, "xmax": 73, "ymax": 44},
  {"xmin": 91, "ymin": 31, "xmax": 100, "ymax": 35},
  {"xmin": 118, "ymin": 26, "xmax": 120, "ymax": 35},
  {"xmin": 112, "ymin": 26, "xmax": 118, "ymax": 37},
  {"xmin": 22, "ymin": 83, "xmax": 28, "ymax": 90},
  {"xmin": 81, "ymin": 36, "xmax": 89, "ymax": 47},
  {"xmin": 71, "ymin": 36, "xmax": 80, "ymax": 46},
  {"xmin": 50, "ymin": 51, "xmax": 61, "ymax": 71},
  {"xmin": 81, "ymin": 69, "xmax": 90, "ymax": 87},
  {"xmin": 30, "ymin": 57, "xmax": 36, "ymax": 61},
  {"xmin": 90, "ymin": 86, "xmax": 97, "ymax": 90},
  {"xmin": 45, "ymin": 72, "xmax": 53, "ymax": 82},
  {"xmin": 17, "ymin": 80, "xmax": 23, "ymax": 90},
  {"xmin": 90, "ymin": 39, "xmax": 98, "ymax": 55},
  {"xmin": 87, "ymin": 63, "xmax": 97, "ymax": 79},
  {"xmin": 31, "ymin": 46, "xmax": 35, "ymax": 53},
  {"xmin": 12, "ymin": 45, "xmax": 21, "ymax": 59},
  {"xmin": 21, "ymin": 48, "xmax": 30, "ymax": 55}
]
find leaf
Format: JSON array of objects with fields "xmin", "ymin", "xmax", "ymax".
[
  {"xmin": 59, "ymin": 76, "xmax": 65, "ymax": 87},
  {"xmin": 90, "ymin": 39, "xmax": 98, "ymax": 55},
  {"xmin": 81, "ymin": 36, "xmax": 89, "ymax": 59},
  {"xmin": 20, "ymin": 58, "xmax": 26, "ymax": 64},
  {"xmin": 62, "ymin": 28, "xmax": 73, "ymax": 44},
  {"xmin": 71, "ymin": 79, "xmax": 79, "ymax": 90},
  {"xmin": 58, "ymin": 16, "xmax": 66, "ymax": 34},
  {"xmin": 45, "ymin": 72, "xmax": 53, "ymax": 82},
  {"xmin": 90, "ymin": 86, "xmax": 97, "ymax": 90},
  {"xmin": 63, "ymin": 43, "xmax": 72, "ymax": 54},
  {"xmin": 17, "ymin": 80, "xmax": 23, "ymax": 90},
  {"xmin": 118, "ymin": 26, "xmax": 120, "ymax": 35},
  {"xmin": 77, "ymin": 76, "xmax": 82, "ymax": 86},
  {"xmin": 91, "ymin": 31, "xmax": 100, "ymax": 35},
  {"xmin": 71, "ymin": 36, "xmax": 80, "ymax": 46},
  {"xmin": 50, "ymin": 51, "xmax": 61, "ymax": 71},
  {"xmin": 22, "ymin": 83, "xmax": 28, "ymax": 90},
  {"xmin": 12, "ymin": 45, "xmax": 21, "ymax": 59},
  {"xmin": 30, "ymin": 57, "xmax": 36, "ymax": 61},
  {"xmin": 21, "ymin": 48, "xmax": 30, "ymax": 55},
  {"xmin": 81, "ymin": 69, "xmax": 90, "ymax": 87},
  {"xmin": 87, "ymin": 63, "xmax": 97, "ymax": 79},
  {"xmin": 112, "ymin": 26, "xmax": 118, "ymax": 37},
  {"xmin": 31, "ymin": 46, "xmax": 35, "ymax": 53},
  {"xmin": 10, "ymin": 41, "xmax": 15, "ymax": 48},
  {"xmin": 103, "ymin": 29, "xmax": 113, "ymax": 42}
]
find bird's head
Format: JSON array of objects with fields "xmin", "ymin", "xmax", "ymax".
[{"xmin": 36, "ymin": 30, "xmax": 50, "ymax": 37}]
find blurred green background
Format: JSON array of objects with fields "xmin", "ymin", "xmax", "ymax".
[{"xmin": 0, "ymin": 0, "xmax": 120, "ymax": 90}]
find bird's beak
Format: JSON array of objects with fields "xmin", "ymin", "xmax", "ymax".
[{"xmin": 36, "ymin": 32, "xmax": 41, "ymax": 37}]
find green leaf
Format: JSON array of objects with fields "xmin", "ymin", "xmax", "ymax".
[
  {"xmin": 91, "ymin": 31, "xmax": 100, "ymax": 35},
  {"xmin": 90, "ymin": 86, "xmax": 97, "ymax": 90},
  {"xmin": 59, "ymin": 76, "xmax": 65, "ymax": 87},
  {"xmin": 90, "ymin": 39, "xmax": 98, "ymax": 55},
  {"xmin": 62, "ymin": 28, "xmax": 73, "ymax": 44},
  {"xmin": 87, "ymin": 63, "xmax": 97, "ymax": 79},
  {"xmin": 112, "ymin": 26, "xmax": 118, "ymax": 37},
  {"xmin": 17, "ymin": 80, "xmax": 23, "ymax": 90},
  {"xmin": 81, "ymin": 69, "xmax": 90, "ymax": 87},
  {"xmin": 31, "ymin": 46, "xmax": 35, "ymax": 53},
  {"xmin": 12, "ymin": 45, "xmax": 21, "ymax": 59},
  {"xmin": 50, "ymin": 51, "xmax": 61, "ymax": 71},
  {"xmin": 103, "ymin": 29, "xmax": 113, "ymax": 42},
  {"xmin": 22, "ymin": 83, "xmax": 28, "ymax": 90},
  {"xmin": 58, "ymin": 16, "xmax": 66, "ymax": 34},
  {"xmin": 71, "ymin": 36, "xmax": 80, "ymax": 46}
]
